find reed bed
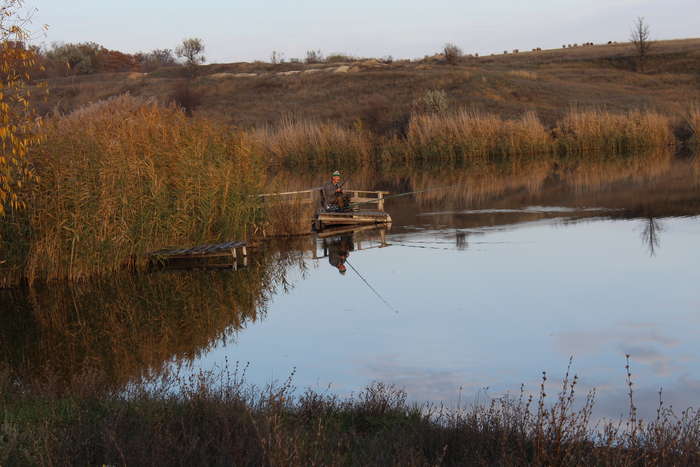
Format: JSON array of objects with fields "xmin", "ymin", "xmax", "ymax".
[
  {"xmin": 406, "ymin": 110, "xmax": 553, "ymax": 163},
  {"xmin": 2, "ymin": 363, "xmax": 699, "ymax": 466},
  {"xmin": 254, "ymin": 118, "xmax": 373, "ymax": 168},
  {"xmin": 555, "ymin": 109, "xmax": 673, "ymax": 154},
  {"xmin": 0, "ymin": 95, "xmax": 266, "ymax": 286},
  {"xmin": 686, "ymin": 103, "xmax": 700, "ymax": 146}
]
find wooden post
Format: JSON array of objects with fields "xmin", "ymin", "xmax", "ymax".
[{"xmin": 378, "ymin": 192, "xmax": 384, "ymax": 212}]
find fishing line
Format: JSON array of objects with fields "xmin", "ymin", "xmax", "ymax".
[{"xmin": 345, "ymin": 259, "xmax": 399, "ymax": 314}]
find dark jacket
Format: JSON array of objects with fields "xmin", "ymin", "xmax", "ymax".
[{"xmin": 321, "ymin": 181, "xmax": 341, "ymax": 208}]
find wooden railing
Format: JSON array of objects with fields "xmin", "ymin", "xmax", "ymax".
[{"xmin": 257, "ymin": 188, "xmax": 390, "ymax": 211}]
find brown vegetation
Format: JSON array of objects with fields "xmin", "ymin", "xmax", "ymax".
[
  {"xmin": 554, "ymin": 109, "xmax": 673, "ymax": 153},
  {"xmin": 33, "ymin": 38, "xmax": 700, "ymax": 131},
  {"xmin": 407, "ymin": 110, "xmax": 552, "ymax": 162},
  {"xmin": 0, "ymin": 95, "xmax": 266, "ymax": 286},
  {"xmin": 2, "ymin": 361, "xmax": 699, "ymax": 466}
]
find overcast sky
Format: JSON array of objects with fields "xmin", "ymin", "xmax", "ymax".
[{"xmin": 24, "ymin": 0, "xmax": 700, "ymax": 63}]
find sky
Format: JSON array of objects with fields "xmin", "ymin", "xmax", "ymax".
[{"xmin": 23, "ymin": 0, "xmax": 700, "ymax": 63}]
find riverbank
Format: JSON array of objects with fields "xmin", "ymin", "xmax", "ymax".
[
  {"xmin": 0, "ymin": 95, "xmax": 696, "ymax": 286},
  {"xmin": 2, "ymin": 363, "xmax": 698, "ymax": 466}
]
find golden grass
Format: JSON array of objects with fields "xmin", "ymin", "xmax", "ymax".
[
  {"xmin": 0, "ymin": 95, "xmax": 266, "ymax": 286},
  {"xmin": 554, "ymin": 109, "xmax": 673, "ymax": 154},
  {"xmin": 686, "ymin": 103, "xmax": 700, "ymax": 145},
  {"xmin": 406, "ymin": 110, "xmax": 553, "ymax": 162},
  {"xmin": 507, "ymin": 70, "xmax": 538, "ymax": 79},
  {"xmin": 254, "ymin": 118, "xmax": 373, "ymax": 168}
]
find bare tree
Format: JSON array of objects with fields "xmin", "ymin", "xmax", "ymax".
[
  {"xmin": 630, "ymin": 17, "xmax": 652, "ymax": 72},
  {"xmin": 175, "ymin": 37, "xmax": 205, "ymax": 67}
]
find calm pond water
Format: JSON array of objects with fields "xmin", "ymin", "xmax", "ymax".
[{"xmin": 3, "ymin": 151, "xmax": 699, "ymax": 420}]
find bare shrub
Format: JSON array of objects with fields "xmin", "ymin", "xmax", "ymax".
[
  {"xmin": 305, "ymin": 49, "xmax": 323, "ymax": 64},
  {"xmin": 443, "ymin": 42, "xmax": 463, "ymax": 65},
  {"xmin": 138, "ymin": 48, "xmax": 176, "ymax": 72},
  {"xmin": 413, "ymin": 89, "xmax": 449, "ymax": 115},
  {"xmin": 325, "ymin": 53, "xmax": 355, "ymax": 63},
  {"xmin": 270, "ymin": 50, "xmax": 285, "ymax": 64}
]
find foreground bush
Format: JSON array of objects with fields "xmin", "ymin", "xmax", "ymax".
[
  {"xmin": 0, "ymin": 95, "xmax": 265, "ymax": 285},
  {"xmin": 1, "ymin": 365, "xmax": 699, "ymax": 466}
]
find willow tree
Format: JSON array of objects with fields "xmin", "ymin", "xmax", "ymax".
[{"xmin": 0, "ymin": 0, "xmax": 43, "ymax": 215}]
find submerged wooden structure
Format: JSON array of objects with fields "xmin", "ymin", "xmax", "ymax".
[
  {"xmin": 149, "ymin": 241, "xmax": 247, "ymax": 270},
  {"xmin": 258, "ymin": 188, "xmax": 392, "ymax": 232}
]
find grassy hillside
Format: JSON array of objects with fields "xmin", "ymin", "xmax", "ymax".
[{"xmin": 39, "ymin": 38, "xmax": 700, "ymax": 133}]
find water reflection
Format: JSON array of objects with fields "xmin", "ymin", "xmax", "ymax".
[
  {"xmin": 2, "ymin": 150, "xmax": 699, "ymax": 418},
  {"xmin": 641, "ymin": 217, "xmax": 663, "ymax": 256},
  {"xmin": 0, "ymin": 244, "xmax": 304, "ymax": 389}
]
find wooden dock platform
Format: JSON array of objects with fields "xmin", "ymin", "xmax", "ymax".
[
  {"xmin": 149, "ymin": 241, "xmax": 247, "ymax": 269},
  {"xmin": 315, "ymin": 210, "xmax": 392, "ymax": 230}
]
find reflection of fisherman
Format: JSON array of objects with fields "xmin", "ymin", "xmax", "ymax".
[
  {"xmin": 320, "ymin": 170, "xmax": 351, "ymax": 212},
  {"xmin": 326, "ymin": 234, "xmax": 354, "ymax": 275}
]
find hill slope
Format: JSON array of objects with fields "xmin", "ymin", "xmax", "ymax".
[{"xmin": 40, "ymin": 38, "xmax": 700, "ymax": 133}]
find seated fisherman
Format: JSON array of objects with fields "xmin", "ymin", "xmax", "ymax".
[{"xmin": 320, "ymin": 170, "xmax": 351, "ymax": 212}]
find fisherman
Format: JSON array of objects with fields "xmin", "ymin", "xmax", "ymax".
[
  {"xmin": 326, "ymin": 233, "xmax": 354, "ymax": 275},
  {"xmin": 320, "ymin": 170, "xmax": 351, "ymax": 212}
]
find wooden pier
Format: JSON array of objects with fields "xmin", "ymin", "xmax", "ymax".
[
  {"xmin": 258, "ymin": 188, "xmax": 392, "ymax": 232},
  {"xmin": 149, "ymin": 241, "xmax": 248, "ymax": 269}
]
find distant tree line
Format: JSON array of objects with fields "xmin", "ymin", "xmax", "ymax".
[{"xmin": 23, "ymin": 38, "xmax": 205, "ymax": 78}]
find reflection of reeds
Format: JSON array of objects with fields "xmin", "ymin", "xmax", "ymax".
[
  {"xmin": 560, "ymin": 149, "xmax": 674, "ymax": 193},
  {"xmin": 407, "ymin": 110, "xmax": 553, "ymax": 162},
  {"xmin": 0, "ymin": 244, "xmax": 303, "ymax": 389},
  {"xmin": 555, "ymin": 109, "xmax": 673, "ymax": 154}
]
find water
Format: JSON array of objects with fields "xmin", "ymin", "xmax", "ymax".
[{"xmin": 3, "ymin": 152, "xmax": 700, "ymax": 420}]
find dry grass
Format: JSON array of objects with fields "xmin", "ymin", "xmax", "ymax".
[
  {"xmin": 35, "ymin": 38, "xmax": 700, "ymax": 131},
  {"xmin": 0, "ymin": 95, "xmax": 266, "ymax": 286},
  {"xmin": 507, "ymin": 70, "xmax": 538, "ymax": 80},
  {"xmin": 554, "ymin": 108, "xmax": 673, "ymax": 154},
  {"xmin": 686, "ymin": 103, "xmax": 700, "ymax": 145},
  {"xmin": 407, "ymin": 110, "xmax": 553, "ymax": 162},
  {"xmin": 2, "ymin": 361, "xmax": 699, "ymax": 466},
  {"xmin": 254, "ymin": 118, "xmax": 374, "ymax": 168}
]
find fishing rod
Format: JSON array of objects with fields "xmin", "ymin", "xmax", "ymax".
[
  {"xmin": 345, "ymin": 259, "xmax": 399, "ymax": 314},
  {"xmin": 346, "ymin": 184, "xmax": 458, "ymax": 209}
]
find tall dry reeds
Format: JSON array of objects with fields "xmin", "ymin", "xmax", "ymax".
[
  {"xmin": 254, "ymin": 118, "xmax": 373, "ymax": 168},
  {"xmin": 0, "ymin": 95, "xmax": 266, "ymax": 286},
  {"xmin": 406, "ymin": 110, "xmax": 553, "ymax": 163},
  {"xmin": 686, "ymin": 103, "xmax": 700, "ymax": 146},
  {"xmin": 555, "ymin": 109, "xmax": 673, "ymax": 154}
]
